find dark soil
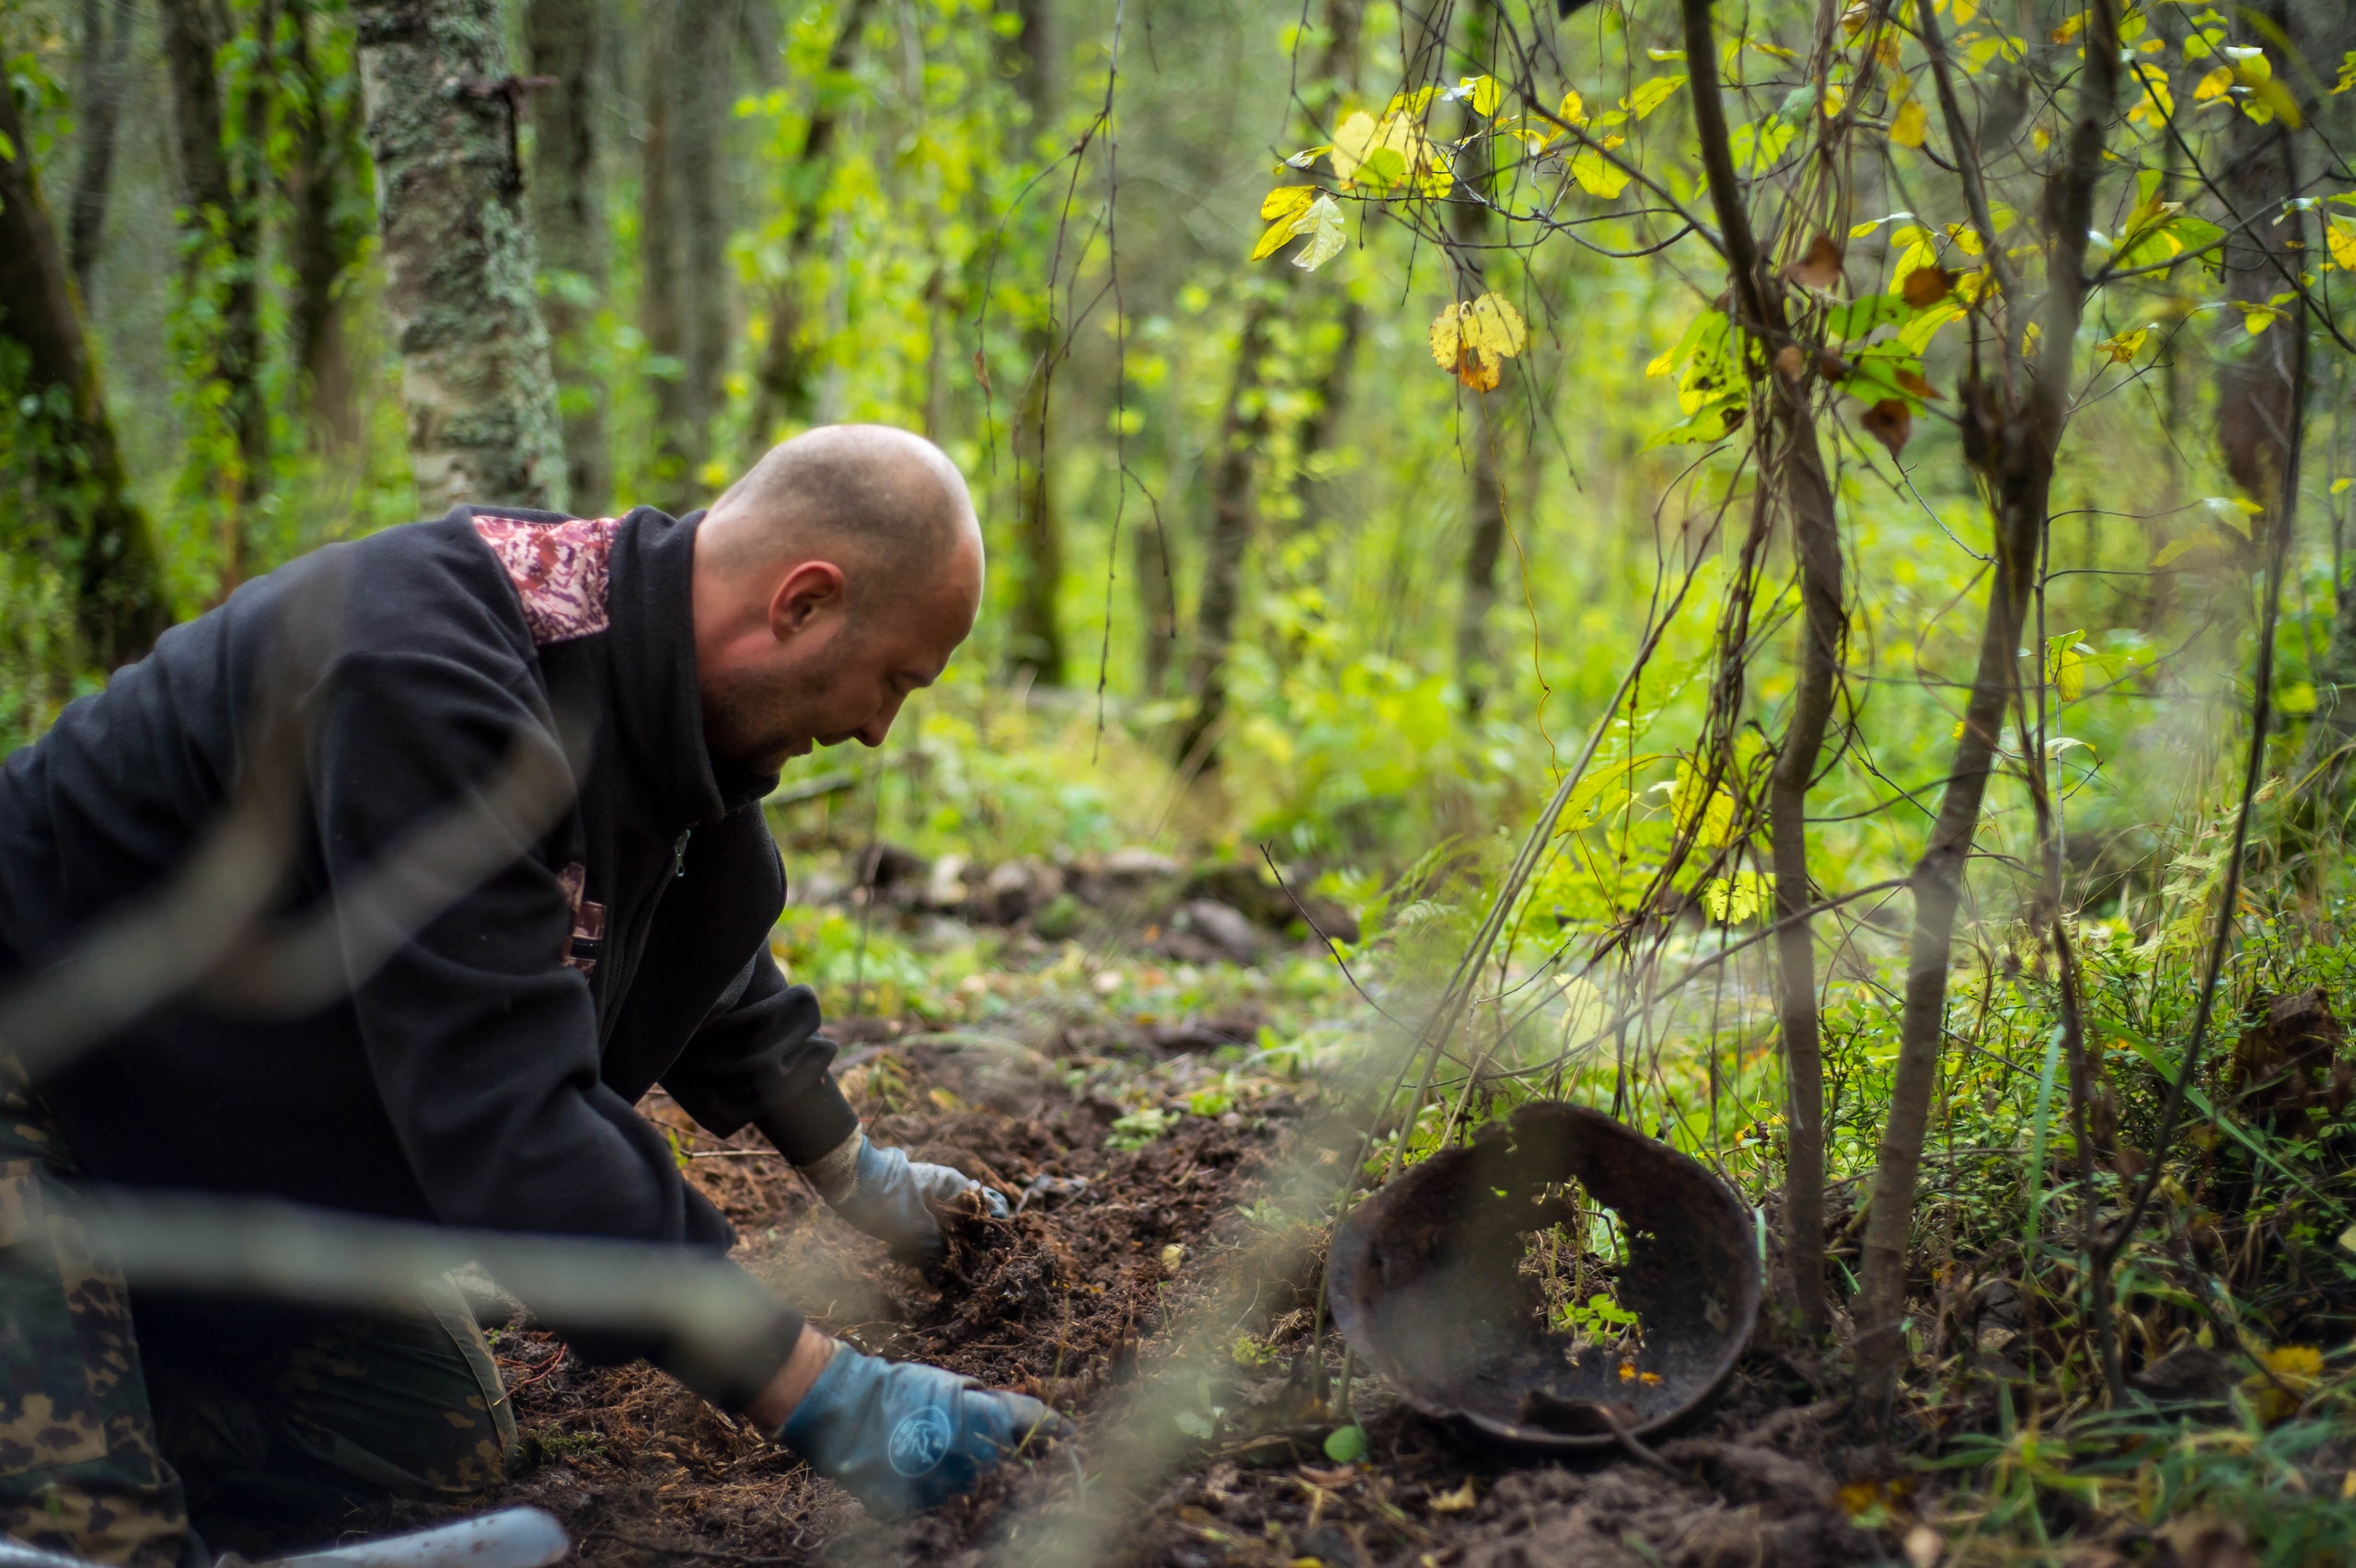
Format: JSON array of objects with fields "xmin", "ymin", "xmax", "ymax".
[{"xmin": 272, "ymin": 1038, "xmax": 1888, "ymax": 1568}]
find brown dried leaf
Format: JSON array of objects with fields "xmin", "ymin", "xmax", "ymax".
[
  {"xmin": 1457, "ymin": 352, "xmax": 1503, "ymax": 392},
  {"xmin": 1818, "ymin": 349, "xmax": 1854, "ymax": 381},
  {"xmin": 1784, "ymin": 235, "xmax": 1845, "ymax": 291},
  {"xmin": 1859, "ymin": 398, "xmax": 1912, "ymax": 456},
  {"xmin": 1901, "ymin": 265, "xmax": 1957, "ymax": 308},
  {"xmin": 1894, "ymin": 367, "xmax": 1943, "ymax": 400},
  {"xmin": 1774, "ymin": 343, "xmax": 1807, "ymax": 381}
]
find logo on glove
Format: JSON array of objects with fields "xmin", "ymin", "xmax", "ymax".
[{"xmin": 887, "ymin": 1405, "xmax": 953, "ymax": 1476}]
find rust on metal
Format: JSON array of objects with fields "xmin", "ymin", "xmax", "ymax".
[{"xmin": 1326, "ymin": 1101, "xmax": 1761, "ymax": 1450}]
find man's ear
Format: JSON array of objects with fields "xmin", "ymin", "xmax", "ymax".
[{"xmin": 769, "ymin": 560, "xmax": 849, "ymax": 640}]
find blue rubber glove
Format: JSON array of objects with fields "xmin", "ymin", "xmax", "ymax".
[
  {"xmin": 779, "ymin": 1344, "xmax": 1064, "ymax": 1517},
  {"xmin": 830, "ymin": 1137, "xmax": 1011, "ymax": 1263}
]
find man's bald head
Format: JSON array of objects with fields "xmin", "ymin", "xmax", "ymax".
[
  {"xmin": 702, "ymin": 424, "xmax": 981, "ymax": 599},
  {"xmin": 691, "ymin": 425, "xmax": 985, "ymax": 772}
]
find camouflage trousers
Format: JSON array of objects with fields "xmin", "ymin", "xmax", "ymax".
[{"xmin": 0, "ymin": 1100, "xmax": 516, "ymax": 1567}]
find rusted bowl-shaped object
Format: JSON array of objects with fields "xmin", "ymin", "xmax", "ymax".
[{"xmin": 1327, "ymin": 1101, "xmax": 1761, "ymax": 1450}]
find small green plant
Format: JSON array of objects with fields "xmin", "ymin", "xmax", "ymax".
[
  {"xmin": 1185, "ymin": 1075, "xmax": 1239, "ymax": 1118},
  {"xmin": 1107, "ymin": 1106, "xmax": 1175, "ymax": 1152},
  {"xmin": 1554, "ymin": 1291, "xmax": 1642, "ymax": 1342}
]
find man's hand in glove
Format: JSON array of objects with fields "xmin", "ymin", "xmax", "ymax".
[
  {"xmin": 774, "ymin": 1340, "xmax": 1066, "ymax": 1517},
  {"xmin": 797, "ymin": 1129, "xmax": 1009, "ymax": 1263}
]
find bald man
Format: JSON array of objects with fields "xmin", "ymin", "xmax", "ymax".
[{"xmin": 0, "ymin": 427, "xmax": 1054, "ymax": 1564}]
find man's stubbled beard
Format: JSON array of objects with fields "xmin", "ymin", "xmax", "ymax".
[{"xmin": 702, "ymin": 615, "xmax": 867, "ymax": 773}]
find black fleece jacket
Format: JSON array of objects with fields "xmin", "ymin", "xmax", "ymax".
[{"xmin": 0, "ymin": 505, "xmax": 859, "ymax": 1407}]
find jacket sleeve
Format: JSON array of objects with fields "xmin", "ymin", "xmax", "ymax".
[
  {"xmin": 660, "ymin": 954, "xmax": 860, "ymax": 1164},
  {"xmin": 309, "ymin": 650, "xmax": 802, "ymax": 1404}
]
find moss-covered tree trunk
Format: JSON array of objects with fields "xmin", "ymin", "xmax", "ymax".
[
  {"xmin": 354, "ymin": 0, "xmax": 567, "ymax": 513},
  {"xmin": 0, "ymin": 78, "xmax": 170, "ymax": 670},
  {"xmin": 526, "ymin": 0, "xmax": 611, "ymax": 513}
]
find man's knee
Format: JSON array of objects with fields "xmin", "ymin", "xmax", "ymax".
[{"xmin": 144, "ymin": 1277, "xmax": 517, "ymax": 1515}]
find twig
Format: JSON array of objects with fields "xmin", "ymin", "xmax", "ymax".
[{"xmin": 1257, "ymin": 844, "xmax": 1403, "ymax": 1030}]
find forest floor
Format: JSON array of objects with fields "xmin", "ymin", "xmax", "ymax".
[{"xmin": 331, "ymin": 924, "xmax": 1900, "ymax": 1568}]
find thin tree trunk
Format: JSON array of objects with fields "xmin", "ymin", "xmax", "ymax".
[
  {"xmin": 1135, "ymin": 506, "xmax": 1179, "ymax": 697},
  {"xmin": 1454, "ymin": 396, "xmax": 1509, "ymax": 709},
  {"xmin": 158, "ymin": 0, "xmax": 271, "ymax": 586},
  {"xmin": 1010, "ymin": 322, "xmax": 1067, "ymax": 683},
  {"xmin": 639, "ymin": 0, "xmax": 690, "ymax": 504},
  {"xmin": 0, "ymin": 81, "xmax": 171, "ymax": 669},
  {"xmin": 1172, "ymin": 297, "xmax": 1276, "ymax": 770},
  {"xmin": 527, "ymin": 0, "xmax": 612, "ymax": 513},
  {"xmin": 68, "ymin": 0, "xmax": 134, "ymax": 304},
  {"xmin": 1448, "ymin": 0, "xmax": 1507, "ymax": 713},
  {"xmin": 676, "ymin": 0, "xmax": 732, "ymax": 462},
  {"xmin": 1856, "ymin": 0, "xmax": 2120, "ymax": 1384},
  {"xmin": 284, "ymin": 0, "xmax": 369, "ymax": 453},
  {"xmin": 1681, "ymin": 0, "xmax": 1848, "ymax": 1338},
  {"xmin": 745, "ymin": 0, "xmax": 879, "ymax": 445},
  {"xmin": 1002, "ymin": 0, "xmax": 1064, "ymax": 683},
  {"xmin": 1287, "ymin": 299, "xmax": 1361, "ymax": 539},
  {"xmin": 2214, "ymin": 3, "xmax": 2295, "ymax": 507},
  {"xmin": 353, "ymin": 0, "xmax": 568, "ymax": 512}
]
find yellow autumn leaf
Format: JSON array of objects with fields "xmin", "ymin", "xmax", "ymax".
[
  {"xmin": 1260, "ymin": 185, "xmax": 1316, "ymax": 222},
  {"xmin": 1626, "ymin": 75, "xmax": 1686, "ymax": 120},
  {"xmin": 1330, "ymin": 110, "xmax": 1380, "ymax": 183},
  {"xmin": 1821, "ymin": 83, "xmax": 1847, "ymax": 119},
  {"xmin": 1250, "ymin": 216, "xmax": 1299, "ymax": 260},
  {"xmin": 1289, "ymin": 194, "xmax": 1346, "ymax": 271},
  {"xmin": 1332, "ymin": 109, "xmax": 1446, "ymax": 194},
  {"xmin": 2327, "ymin": 217, "xmax": 2356, "ymax": 271},
  {"xmin": 2098, "ymin": 328, "xmax": 2149, "ymax": 363},
  {"xmin": 1429, "ymin": 294, "xmax": 1529, "ymax": 389},
  {"xmin": 1889, "ymin": 98, "xmax": 1928, "ymax": 148},
  {"xmin": 1567, "ymin": 145, "xmax": 1631, "ymax": 198},
  {"xmin": 1949, "ymin": 0, "xmax": 1978, "ymax": 24},
  {"xmin": 2192, "ymin": 64, "xmax": 2234, "ymax": 101},
  {"xmin": 1429, "ymin": 305, "xmax": 1469, "ymax": 372},
  {"xmin": 1459, "ymin": 74, "xmax": 1501, "ymax": 117},
  {"xmin": 1463, "ymin": 293, "xmax": 1529, "ymax": 358},
  {"xmin": 1556, "ymin": 88, "xmax": 1587, "ymax": 126},
  {"xmin": 2127, "ymin": 74, "xmax": 2174, "ymax": 128}
]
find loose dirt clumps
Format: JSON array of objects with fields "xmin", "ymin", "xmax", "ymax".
[{"xmin": 445, "ymin": 1043, "xmax": 1280, "ymax": 1566}]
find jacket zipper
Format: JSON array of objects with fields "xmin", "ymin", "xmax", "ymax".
[{"xmin": 595, "ymin": 827, "xmax": 693, "ymax": 1047}]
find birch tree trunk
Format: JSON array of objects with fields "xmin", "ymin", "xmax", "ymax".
[
  {"xmin": 0, "ymin": 80, "xmax": 170, "ymax": 669},
  {"xmin": 354, "ymin": 0, "xmax": 568, "ymax": 513}
]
